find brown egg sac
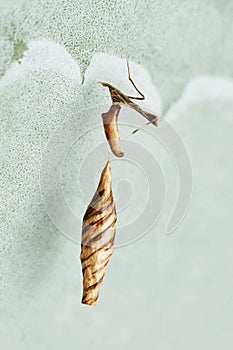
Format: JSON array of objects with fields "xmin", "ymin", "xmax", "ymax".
[{"xmin": 80, "ymin": 160, "xmax": 117, "ymax": 306}]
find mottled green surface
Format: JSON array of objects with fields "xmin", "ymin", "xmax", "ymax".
[
  {"xmin": 0, "ymin": 1, "xmax": 233, "ymax": 349},
  {"xmin": 1, "ymin": 0, "xmax": 233, "ymax": 109}
]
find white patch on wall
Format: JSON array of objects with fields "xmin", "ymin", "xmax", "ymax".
[
  {"xmin": 166, "ymin": 76, "xmax": 233, "ymax": 123},
  {"xmin": 0, "ymin": 39, "xmax": 82, "ymax": 90}
]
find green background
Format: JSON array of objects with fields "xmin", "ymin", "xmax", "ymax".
[{"xmin": 0, "ymin": 1, "xmax": 232, "ymax": 349}]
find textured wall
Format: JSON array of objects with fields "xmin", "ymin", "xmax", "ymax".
[{"xmin": 0, "ymin": 1, "xmax": 233, "ymax": 349}]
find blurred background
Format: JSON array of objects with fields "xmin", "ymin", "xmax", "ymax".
[{"xmin": 0, "ymin": 1, "xmax": 232, "ymax": 349}]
